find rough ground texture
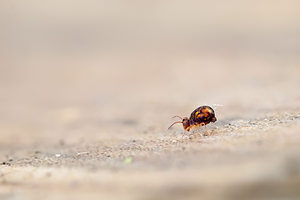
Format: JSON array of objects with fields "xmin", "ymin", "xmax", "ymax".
[{"xmin": 1, "ymin": 1, "xmax": 300, "ymax": 200}]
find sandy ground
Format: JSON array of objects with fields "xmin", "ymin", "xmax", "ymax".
[
  {"xmin": 1, "ymin": 1, "xmax": 300, "ymax": 200},
  {"xmin": 1, "ymin": 57, "xmax": 299, "ymax": 200}
]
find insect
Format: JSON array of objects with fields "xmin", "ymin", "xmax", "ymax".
[{"xmin": 168, "ymin": 106, "xmax": 217, "ymax": 132}]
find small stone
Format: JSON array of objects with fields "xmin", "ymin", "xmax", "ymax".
[
  {"xmin": 189, "ymin": 135, "xmax": 195, "ymax": 139},
  {"xmin": 77, "ymin": 152, "xmax": 88, "ymax": 156},
  {"xmin": 124, "ymin": 157, "xmax": 132, "ymax": 164},
  {"xmin": 55, "ymin": 154, "xmax": 61, "ymax": 158}
]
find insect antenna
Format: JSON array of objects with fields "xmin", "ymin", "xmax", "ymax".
[
  {"xmin": 172, "ymin": 115, "xmax": 183, "ymax": 120},
  {"xmin": 168, "ymin": 121, "xmax": 183, "ymax": 130}
]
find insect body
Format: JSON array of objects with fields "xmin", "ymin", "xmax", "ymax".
[{"xmin": 168, "ymin": 106, "xmax": 217, "ymax": 132}]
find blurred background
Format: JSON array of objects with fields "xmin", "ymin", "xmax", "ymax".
[
  {"xmin": 0, "ymin": 1, "xmax": 300, "ymax": 199},
  {"xmin": 1, "ymin": 0, "xmax": 299, "ymax": 144}
]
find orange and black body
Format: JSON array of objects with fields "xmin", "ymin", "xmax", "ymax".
[{"xmin": 168, "ymin": 106, "xmax": 217, "ymax": 132}]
